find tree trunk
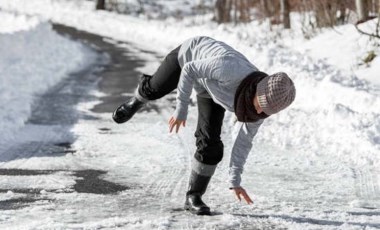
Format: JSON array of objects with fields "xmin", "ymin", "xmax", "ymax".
[
  {"xmin": 313, "ymin": 0, "xmax": 331, "ymax": 28},
  {"xmin": 215, "ymin": 0, "xmax": 227, "ymax": 23},
  {"xmin": 337, "ymin": 0, "xmax": 346, "ymax": 24},
  {"xmin": 356, "ymin": 0, "xmax": 369, "ymax": 21},
  {"xmin": 233, "ymin": 0, "xmax": 238, "ymax": 23},
  {"xmin": 225, "ymin": 0, "xmax": 232, "ymax": 22},
  {"xmin": 261, "ymin": 0, "xmax": 275, "ymax": 18},
  {"xmin": 280, "ymin": 0, "xmax": 291, "ymax": 28},
  {"xmin": 238, "ymin": 0, "xmax": 250, "ymax": 22},
  {"xmin": 96, "ymin": 0, "xmax": 106, "ymax": 10}
]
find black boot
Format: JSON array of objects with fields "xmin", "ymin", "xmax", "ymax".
[
  {"xmin": 184, "ymin": 170, "xmax": 212, "ymax": 215},
  {"xmin": 112, "ymin": 97, "xmax": 145, "ymax": 124}
]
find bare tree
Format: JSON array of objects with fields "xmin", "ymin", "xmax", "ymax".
[
  {"xmin": 337, "ymin": 0, "xmax": 347, "ymax": 25},
  {"xmin": 225, "ymin": 0, "xmax": 232, "ymax": 22},
  {"xmin": 355, "ymin": 0, "xmax": 368, "ymax": 21},
  {"xmin": 214, "ymin": 0, "xmax": 250, "ymax": 23},
  {"xmin": 96, "ymin": 0, "xmax": 105, "ymax": 10},
  {"xmin": 261, "ymin": 0, "xmax": 276, "ymax": 19},
  {"xmin": 355, "ymin": 13, "xmax": 380, "ymax": 39},
  {"xmin": 280, "ymin": 0, "xmax": 291, "ymax": 28},
  {"xmin": 238, "ymin": 0, "xmax": 251, "ymax": 22},
  {"xmin": 215, "ymin": 0, "xmax": 227, "ymax": 23},
  {"xmin": 356, "ymin": 0, "xmax": 369, "ymax": 21}
]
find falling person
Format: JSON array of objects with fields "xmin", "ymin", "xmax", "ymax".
[{"xmin": 112, "ymin": 36, "xmax": 296, "ymax": 215}]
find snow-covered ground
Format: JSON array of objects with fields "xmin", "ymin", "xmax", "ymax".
[
  {"xmin": 0, "ymin": 11, "xmax": 97, "ymax": 154},
  {"xmin": 0, "ymin": 0, "xmax": 379, "ymax": 229}
]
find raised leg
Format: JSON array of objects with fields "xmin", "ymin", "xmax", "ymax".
[{"xmin": 112, "ymin": 46, "xmax": 181, "ymax": 123}]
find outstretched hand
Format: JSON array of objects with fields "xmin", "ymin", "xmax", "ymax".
[
  {"xmin": 168, "ymin": 116, "xmax": 186, "ymax": 133},
  {"xmin": 232, "ymin": 187, "xmax": 253, "ymax": 204}
]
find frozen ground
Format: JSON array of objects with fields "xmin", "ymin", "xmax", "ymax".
[
  {"xmin": 0, "ymin": 11, "xmax": 97, "ymax": 155},
  {"xmin": 0, "ymin": 1, "xmax": 379, "ymax": 229}
]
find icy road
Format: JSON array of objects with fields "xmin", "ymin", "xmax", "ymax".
[{"xmin": 0, "ymin": 24, "xmax": 379, "ymax": 230}]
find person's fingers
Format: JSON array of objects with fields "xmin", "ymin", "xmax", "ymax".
[
  {"xmin": 176, "ymin": 122, "xmax": 181, "ymax": 133},
  {"xmin": 240, "ymin": 189, "xmax": 252, "ymax": 204},
  {"xmin": 169, "ymin": 118, "xmax": 186, "ymax": 133},
  {"xmin": 242, "ymin": 191, "xmax": 253, "ymax": 204},
  {"xmin": 169, "ymin": 123, "xmax": 174, "ymax": 133}
]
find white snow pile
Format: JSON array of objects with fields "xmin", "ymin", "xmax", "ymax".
[
  {"xmin": 1, "ymin": 0, "xmax": 378, "ymax": 168},
  {"xmin": 0, "ymin": 12, "xmax": 96, "ymax": 151},
  {"xmin": 0, "ymin": 11, "xmax": 40, "ymax": 33},
  {"xmin": 290, "ymin": 17, "xmax": 380, "ymax": 86}
]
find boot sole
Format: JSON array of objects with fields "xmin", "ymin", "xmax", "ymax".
[
  {"xmin": 112, "ymin": 104, "xmax": 144, "ymax": 124},
  {"xmin": 184, "ymin": 205, "xmax": 211, "ymax": 216}
]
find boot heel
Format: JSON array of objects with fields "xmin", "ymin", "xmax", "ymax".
[
  {"xmin": 197, "ymin": 207, "xmax": 211, "ymax": 215},
  {"xmin": 184, "ymin": 200, "xmax": 211, "ymax": 215},
  {"xmin": 184, "ymin": 162, "xmax": 217, "ymax": 216},
  {"xmin": 112, "ymin": 97, "xmax": 144, "ymax": 123}
]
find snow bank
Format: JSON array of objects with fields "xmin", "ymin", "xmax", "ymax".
[
  {"xmin": 290, "ymin": 18, "xmax": 380, "ymax": 86},
  {"xmin": 0, "ymin": 12, "xmax": 96, "ymax": 151},
  {"xmin": 0, "ymin": 11, "xmax": 40, "ymax": 33},
  {"xmin": 0, "ymin": 1, "xmax": 379, "ymax": 168}
]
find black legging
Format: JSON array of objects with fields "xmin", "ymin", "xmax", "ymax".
[
  {"xmin": 138, "ymin": 46, "xmax": 225, "ymax": 166},
  {"xmin": 138, "ymin": 46, "xmax": 182, "ymax": 100}
]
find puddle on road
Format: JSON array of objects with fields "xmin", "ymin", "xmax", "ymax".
[
  {"xmin": 0, "ymin": 168, "xmax": 129, "ymax": 210},
  {"xmin": 0, "ymin": 168, "xmax": 128, "ymax": 195},
  {"xmin": 54, "ymin": 142, "xmax": 77, "ymax": 154},
  {"xmin": 73, "ymin": 170, "xmax": 128, "ymax": 194},
  {"xmin": 0, "ymin": 197, "xmax": 52, "ymax": 211}
]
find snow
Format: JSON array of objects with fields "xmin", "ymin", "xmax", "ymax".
[
  {"xmin": 1, "ymin": 1, "xmax": 379, "ymax": 166},
  {"xmin": 0, "ymin": 11, "xmax": 40, "ymax": 33},
  {"xmin": 0, "ymin": 11, "xmax": 97, "ymax": 155},
  {"xmin": 290, "ymin": 19, "xmax": 380, "ymax": 86},
  {"xmin": 0, "ymin": 0, "xmax": 379, "ymax": 229},
  {"xmin": 0, "ymin": 173, "xmax": 76, "ymax": 191}
]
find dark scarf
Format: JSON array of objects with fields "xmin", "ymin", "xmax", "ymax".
[{"xmin": 234, "ymin": 71, "xmax": 270, "ymax": 122}]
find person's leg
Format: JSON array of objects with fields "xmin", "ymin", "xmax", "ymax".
[
  {"xmin": 185, "ymin": 96, "xmax": 225, "ymax": 215},
  {"xmin": 194, "ymin": 96, "xmax": 225, "ymax": 165},
  {"xmin": 136, "ymin": 45, "xmax": 181, "ymax": 101},
  {"xmin": 113, "ymin": 46, "xmax": 181, "ymax": 123}
]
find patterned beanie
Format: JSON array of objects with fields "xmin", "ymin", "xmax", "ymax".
[{"xmin": 256, "ymin": 72, "xmax": 296, "ymax": 115}]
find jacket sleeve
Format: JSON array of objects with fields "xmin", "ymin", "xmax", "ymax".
[
  {"xmin": 172, "ymin": 56, "xmax": 228, "ymax": 121},
  {"xmin": 172, "ymin": 63, "xmax": 195, "ymax": 121},
  {"xmin": 229, "ymin": 120, "xmax": 263, "ymax": 188}
]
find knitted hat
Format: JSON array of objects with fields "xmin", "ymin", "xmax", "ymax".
[{"xmin": 256, "ymin": 72, "xmax": 296, "ymax": 115}]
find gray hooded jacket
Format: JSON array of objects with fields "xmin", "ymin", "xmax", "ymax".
[{"xmin": 174, "ymin": 36, "xmax": 264, "ymax": 188}]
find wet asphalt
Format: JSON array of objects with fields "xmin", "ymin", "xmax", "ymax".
[
  {"xmin": 52, "ymin": 23, "xmax": 148, "ymax": 113},
  {"xmin": 0, "ymin": 24, "xmax": 156, "ymax": 209}
]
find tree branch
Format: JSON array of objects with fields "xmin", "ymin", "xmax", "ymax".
[{"xmin": 355, "ymin": 16, "xmax": 380, "ymax": 39}]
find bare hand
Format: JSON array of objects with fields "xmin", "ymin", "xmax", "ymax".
[
  {"xmin": 168, "ymin": 116, "xmax": 186, "ymax": 133},
  {"xmin": 232, "ymin": 187, "xmax": 253, "ymax": 204}
]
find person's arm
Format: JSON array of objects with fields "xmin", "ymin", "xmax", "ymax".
[
  {"xmin": 169, "ymin": 63, "xmax": 195, "ymax": 133},
  {"xmin": 170, "ymin": 56, "xmax": 239, "ymax": 132},
  {"xmin": 229, "ymin": 120, "xmax": 263, "ymax": 202},
  {"xmin": 172, "ymin": 63, "xmax": 195, "ymax": 121},
  {"xmin": 171, "ymin": 57, "xmax": 226, "ymax": 129}
]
